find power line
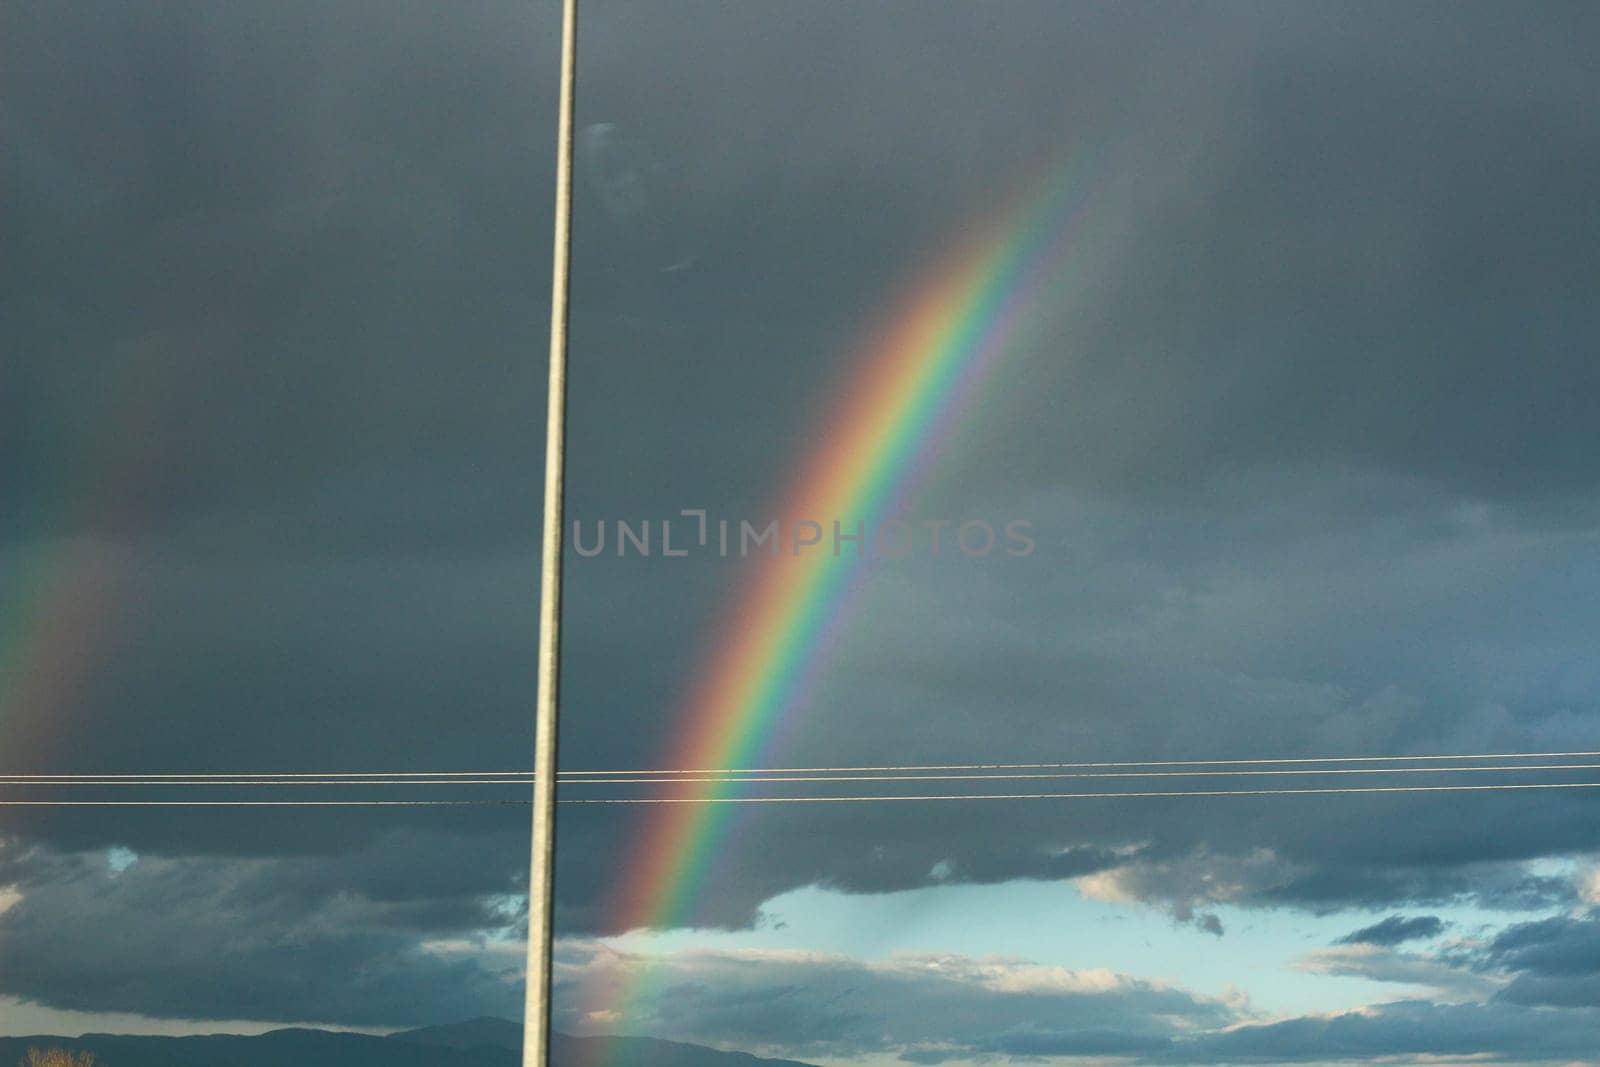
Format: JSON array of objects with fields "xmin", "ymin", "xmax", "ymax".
[
  {"xmin": 5, "ymin": 780, "xmax": 1599, "ymax": 807},
  {"xmin": 535, "ymin": 763, "xmax": 1600, "ymax": 785},
  {"xmin": 555, "ymin": 749, "xmax": 1600, "ymax": 776},
  {"xmin": 0, "ymin": 799, "xmax": 529, "ymax": 807},
  {"xmin": 9, "ymin": 748, "xmax": 1600, "ymax": 782},
  {"xmin": 5, "ymin": 762, "xmax": 1600, "ymax": 787},
  {"xmin": 562, "ymin": 781, "xmax": 1600, "ymax": 805},
  {"xmin": 0, "ymin": 771, "xmax": 537, "ymax": 779},
  {"xmin": 0, "ymin": 778, "xmax": 539, "ymax": 786}
]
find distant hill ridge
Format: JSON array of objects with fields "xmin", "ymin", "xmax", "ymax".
[
  {"xmin": 394, "ymin": 1016, "xmax": 526, "ymax": 1050},
  {"xmin": 0, "ymin": 1019, "xmax": 821, "ymax": 1067}
]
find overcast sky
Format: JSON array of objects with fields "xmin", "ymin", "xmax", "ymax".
[{"xmin": 4, "ymin": 2, "xmax": 1600, "ymax": 1064}]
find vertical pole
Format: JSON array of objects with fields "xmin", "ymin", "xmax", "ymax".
[{"xmin": 525, "ymin": 0, "xmax": 578, "ymax": 1063}]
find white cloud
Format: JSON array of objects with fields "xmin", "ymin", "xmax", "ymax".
[
  {"xmin": 552, "ymin": 937, "xmax": 1600, "ymax": 1065},
  {"xmin": 1576, "ymin": 865, "xmax": 1600, "ymax": 907},
  {"xmin": 552, "ymin": 939, "xmax": 1230, "ymax": 1062},
  {"xmin": 1074, "ymin": 848, "xmax": 1295, "ymax": 922}
]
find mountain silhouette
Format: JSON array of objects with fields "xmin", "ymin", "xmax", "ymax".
[{"xmin": 0, "ymin": 1020, "xmax": 822, "ymax": 1067}]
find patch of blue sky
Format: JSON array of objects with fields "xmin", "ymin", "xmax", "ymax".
[{"xmin": 598, "ymin": 874, "xmax": 1569, "ymax": 1018}]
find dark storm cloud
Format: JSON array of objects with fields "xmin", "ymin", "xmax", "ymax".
[
  {"xmin": 653, "ymin": 459, "xmax": 1600, "ymax": 926},
  {"xmin": 1486, "ymin": 909, "xmax": 1600, "ymax": 976},
  {"xmin": 0, "ymin": 835, "xmax": 523, "ymax": 1026},
  {"xmin": 1331, "ymin": 915, "xmax": 1446, "ymax": 947},
  {"xmin": 1, "ymin": 0, "xmax": 563, "ymax": 829},
  {"xmin": 1297, "ymin": 907, "xmax": 1600, "ymax": 1013},
  {"xmin": 5, "ymin": 0, "xmax": 1600, "ymax": 1036},
  {"xmin": 555, "ymin": 1, "xmax": 1600, "ymax": 913},
  {"xmin": 977, "ymin": 4, "xmax": 1600, "ymax": 506},
  {"xmin": 1474, "ymin": 909, "xmax": 1600, "ymax": 1009},
  {"xmin": 1, "ymin": 0, "xmax": 562, "ymax": 1026}
]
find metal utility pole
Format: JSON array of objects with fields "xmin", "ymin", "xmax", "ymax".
[{"xmin": 524, "ymin": 0, "xmax": 577, "ymax": 1063}]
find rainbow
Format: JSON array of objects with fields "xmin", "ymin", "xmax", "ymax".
[
  {"xmin": 579, "ymin": 146, "xmax": 1106, "ymax": 1044},
  {"xmin": 0, "ymin": 327, "xmax": 197, "ymax": 771}
]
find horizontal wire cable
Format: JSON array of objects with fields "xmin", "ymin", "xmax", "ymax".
[
  {"xmin": 9, "ymin": 748, "xmax": 1600, "ymax": 782},
  {"xmin": 0, "ymin": 778, "xmax": 539, "ymax": 786},
  {"xmin": 5, "ymin": 763, "xmax": 1600, "ymax": 787},
  {"xmin": 555, "ymin": 749, "xmax": 1600, "ymax": 776},
  {"xmin": 0, "ymin": 799, "xmax": 531, "ymax": 807},
  {"xmin": 0, "ymin": 771, "xmax": 537, "ymax": 780},
  {"xmin": 5, "ymin": 781, "xmax": 1600, "ymax": 807},
  {"xmin": 535, "ymin": 763, "xmax": 1600, "ymax": 785},
  {"xmin": 563, "ymin": 781, "xmax": 1600, "ymax": 805}
]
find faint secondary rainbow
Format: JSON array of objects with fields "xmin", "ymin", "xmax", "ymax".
[
  {"xmin": 577, "ymin": 146, "xmax": 1108, "ymax": 1043},
  {"xmin": 0, "ymin": 325, "xmax": 204, "ymax": 772}
]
